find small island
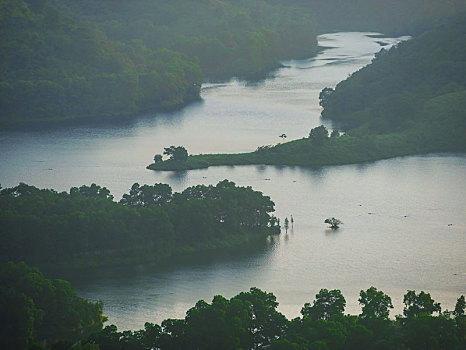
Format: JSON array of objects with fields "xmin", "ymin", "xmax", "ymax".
[{"xmin": 0, "ymin": 181, "xmax": 280, "ymax": 269}]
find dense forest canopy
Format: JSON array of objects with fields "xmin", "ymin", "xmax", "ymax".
[
  {"xmin": 0, "ymin": 0, "xmax": 318, "ymax": 127},
  {"xmin": 2, "ymin": 262, "xmax": 465, "ymax": 350},
  {"xmin": 0, "ymin": 0, "xmax": 204, "ymax": 126},
  {"xmin": 0, "ymin": 261, "xmax": 105, "ymax": 349},
  {"xmin": 289, "ymin": 0, "xmax": 466, "ymax": 35},
  {"xmin": 0, "ymin": 181, "xmax": 280, "ymax": 267}
]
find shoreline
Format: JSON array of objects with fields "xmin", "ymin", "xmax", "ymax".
[
  {"xmin": 39, "ymin": 232, "xmax": 272, "ymax": 276},
  {"xmin": 147, "ymin": 133, "xmax": 466, "ymax": 172}
]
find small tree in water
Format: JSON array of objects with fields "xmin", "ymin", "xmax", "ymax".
[
  {"xmin": 284, "ymin": 217, "xmax": 289, "ymax": 233},
  {"xmin": 325, "ymin": 217, "xmax": 342, "ymax": 229}
]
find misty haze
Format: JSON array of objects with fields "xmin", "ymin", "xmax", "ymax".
[{"xmin": 1, "ymin": 1, "xmax": 465, "ymax": 349}]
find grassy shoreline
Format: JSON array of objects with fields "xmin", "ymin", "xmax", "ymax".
[{"xmin": 147, "ymin": 131, "xmax": 466, "ymax": 172}]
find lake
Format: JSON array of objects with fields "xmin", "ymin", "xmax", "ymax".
[{"xmin": 1, "ymin": 32, "xmax": 464, "ymax": 330}]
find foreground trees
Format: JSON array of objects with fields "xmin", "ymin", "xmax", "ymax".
[
  {"xmin": 86, "ymin": 288, "xmax": 466, "ymax": 350},
  {"xmin": 0, "ymin": 262, "xmax": 104, "ymax": 350},
  {"xmin": 359, "ymin": 287, "xmax": 393, "ymax": 320},
  {"xmin": 2, "ymin": 262, "xmax": 465, "ymax": 350}
]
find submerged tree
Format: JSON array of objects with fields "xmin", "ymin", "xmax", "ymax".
[
  {"xmin": 325, "ymin": 217, "xmax": 342, "ymax": 229},
  {"xmin": 284, "ymin": 217, "xmax": 289, "ymax": 233}
]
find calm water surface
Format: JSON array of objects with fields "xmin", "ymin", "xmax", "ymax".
[{"xmin": 1, "ymin": 33, "xmax": 464, "ymax": 330}]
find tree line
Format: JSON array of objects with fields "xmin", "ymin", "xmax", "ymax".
[
  {"xmin": 0, "ymin": 181, "xmax": 280, "ymax": 267},
  {"xmin": 2, "ymin": 261, "xmax": 465, "ymax": 350}
]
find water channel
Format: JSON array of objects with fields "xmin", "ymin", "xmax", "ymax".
[{"xmin": 1, "ymin": 32, "xmax": 464, "ymax": 330}]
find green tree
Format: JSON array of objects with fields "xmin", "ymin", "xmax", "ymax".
[
  {"xmin": 324, "ymin": 217, "xmax": 342, "ymax": 229},
  {"xmin": 403, "ymin": 314, "xmax": 459, "ymax": 350},
  {"xmin": 319, "ymin": 87, "xmax": 334, "ymax": 108},
  {"xmin": 359, "ymin": 287, "xmax": 393, "ymax": 320},
  {"xmin": 163, "ymin": 146, "xmax": 188, "ymax": 161},
  {"xmin": 70, "ymin": 184, "xmax": 113, "ymax": 200},
  {"xmin": 284, "ymin": 217, "xmax": 289, "ymax": 233},
  {"xmin": 0, "ymin": 262, "xmax": 105, "ymax": 349},
  {"xmin": 301, "ymin": 289, "xmax": 346, "ymax": 321},
  {"xmin": 454, "ymin": 295, "xmax": 465, "ymax": 319},
  {"xmin": 309, "ymin": 125, "xmax": 329, "ymax": 144},
  {"xmin": 153, "ymin": 154, "xmax": 163, "ymax": 163},
  {"xmin": 234, "ymin": 287, "xmax": 288, "ymax": 348},
  {"xmin": 402, "ymin": 290, "xmax": 441, "ymax": 319},
  {"xmin": 120, "ymin": 183, "xmax": 173, "ymax": 207}
]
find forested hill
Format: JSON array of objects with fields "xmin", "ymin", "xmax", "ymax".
[
  {"xmin": 0, "ymin": 0, "xmax": 203, "ymax": 127},
  {"xmin": 51, "ymin": 0, "xmax": 318, "ymax": 79},
  {"xmin": 283, "ymin": 0, "xmax": 466, "ymax": 35},
  {"xmin": 320, "ymin": 17, "xmax": 466, "ymax": 143},
  {"xmin": 0, "ymin": 0, "xmax": 318, "ymax": 127}
]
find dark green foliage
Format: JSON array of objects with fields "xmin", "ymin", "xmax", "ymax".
[
  {"xmin": 51, "ymin": 0, "xmax": 318, "ymax": 81},
  {"xmin": 3, "ymin": 271, "xmax": 465, "ymax": 350},
  {"xmin": 70, "ymin": 184, "xmax": 114, "ymax": 201},
  {"xmin": 0, "ymin": 181, "xmax": 279, "ymax": 267},
  {"xmin": 454, "ymin": 295, "xmax": 465, "ymax": 318},
  {"xmin": 0, "ymin": 0, "xmax": 204, "ymax": 127},
  {"xmin": 163, "ymin": 146, "xmax": 188, "ymax": 162},
  {"xmin": 0, "ymin": 262, "xmax": 105, "ymax": 350},
  {"xmin": 359, "ymin": 287, "xmax": 393, "ymax": 322},
  {"xmin": 299, "ymin": 0, "xmax": 466, "ymax": 35},
  {"xmin": 89, "ymin": 287, "xmax": 287, "ymax": 350},
  {"xmin": 309, "ymin": 125, "xmax": 329, "ymax": 145},
  {"xmin": 301, "ymin": 289, "xmax": 346, "ymax": 321},
  {"xmin": 120, "ymin": 183, "xmax": 173, "ymax": 207},
  {"xmin": 319, "ymin": 87, "xmax": 334, "ymax": 109},
  {"xmin": 321, "ymin": 18, "xmax": 466, "ymax": 138},
  {"xmin": 403, "ymin": 315, "xmax": 460, "ymax": 350},
  {"xmin": 402, "ymin": 290, "xmax": 442, "ymax": 320}
]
